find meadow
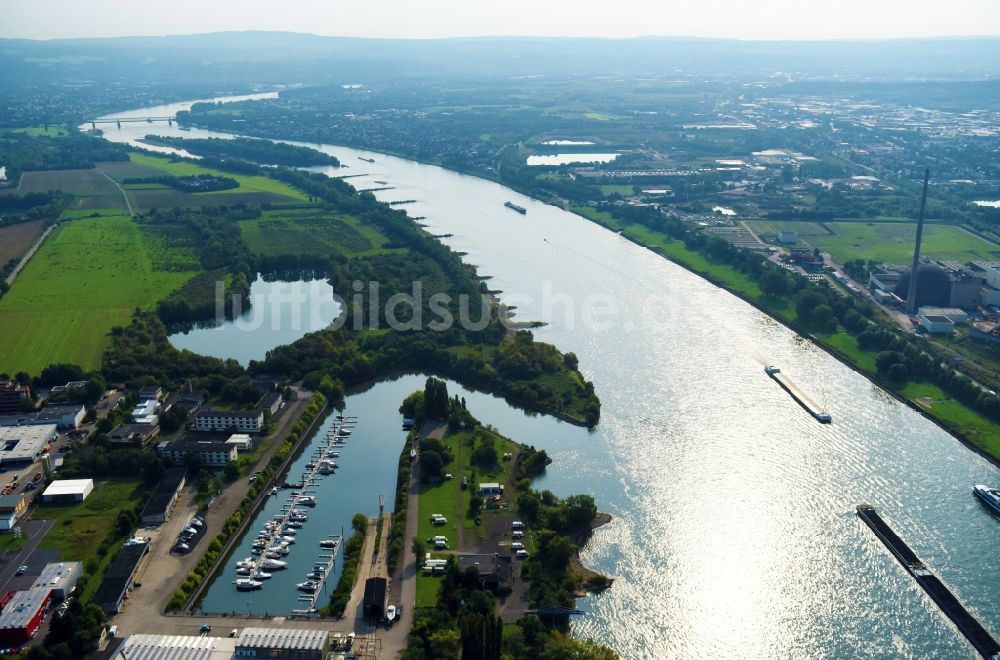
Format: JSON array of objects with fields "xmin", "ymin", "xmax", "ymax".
[
  {"xmin": 127, "ymin": 153, "xmax": 309, "ymax": 201},
  {"xmin": 747, "ymin": 219, "xmax": 999, "ymax": 264},
  {"xmin": 14, "ymin": 169, "xmax": 127, "ymax": 211},
  {"xmin": 239, "ymin": 207, "xmax": 394, "ymax": 258},
  {"xmin": 0, "ymin": 214, "xmax": 196, "ymax": 374}
]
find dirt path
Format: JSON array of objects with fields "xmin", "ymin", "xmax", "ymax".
[
  {"xmin": 379, "ymin": 450, "xmax": 421, "ymax": 657},
  {"xmin": 102, "ymin": 171, "xmax": 135, "ymax": 215},
  {"xmin": 4, "ymin": 225, "xmax": 55, "ymax": 286}
]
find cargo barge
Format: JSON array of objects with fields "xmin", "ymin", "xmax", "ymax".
[
  {"xmin": 765, "ymin": 366, "xmax": 831, "ymax": 423},
  {"xmin": 856, "ymin": 504, "xmax": 1000, "ymax": 659},
  {"xmin": 504, "ymin": 201, "xmax": 527, "ymax": 214}
]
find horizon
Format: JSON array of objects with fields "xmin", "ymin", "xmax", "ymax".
[
  {"xmin": 3, "ymin": 30, "xmax": 1000, "ymax": 44},
  {"xmin": 5, "ymin": 0, "xmax": 1000, "ymax": 41}
]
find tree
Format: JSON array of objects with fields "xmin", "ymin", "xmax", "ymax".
[
  {"xmin": 420, "ymin": 451, "xmax": 444, "ymax": 483},
  {"xmin": 412, "ymin": 536, "xmax": 426, "ymax": 562},
  {"xmin": 758, "ymin": 269, "xmax": 789, "ymax": 296},
  {"xmin": 564, "ymin": 494, "xmax": 597, "ymax": 529}
]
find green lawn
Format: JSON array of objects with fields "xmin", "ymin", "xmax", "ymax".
[
  {"xmin": 747, "ymin": 219, "xmax": 999, "ymax": 264},
  {"xmin": 417, "ymin": 430, "xmax": 520, "ymax": 546},
  {"xmin": 598, "ymin": 185, "xmax": 634, "ymax": 197},
  {"xmin": 129, "ymin": 153, "xmax": 309, "ymax": 201},
  {"xmin": 415, "ymin": 570, "xmax": 442, "ymax": 608},
  {"xmin": 900, "ymin": 382, "xmax": 1000, "ymax": 457},
  {"xmin": 0, "ymin": 215, "xmax": 197, "ymax": 374},
  {"xmin": 35, "ymin": 479, "xmax": 146, "ymax": 561},
  {"xmin": 12, "ymin": 125, "xmax": 71, "ymax": 137}
]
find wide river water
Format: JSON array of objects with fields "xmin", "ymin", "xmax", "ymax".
[{"xmin": 92, "ymin": 96, "xmax": 1000, "ymax": 658}]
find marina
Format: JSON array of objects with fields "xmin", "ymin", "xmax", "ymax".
[
  {"xmin": 220, "ymin": 417, "xmax": 358, "ymax": 612},
  {"xmin": 856, "ymin": 505, "xmax": 1000, "ymax": 659},
  {"xmin": 765, "ymin": 366, "xmax": 831, "ymax": 423}
]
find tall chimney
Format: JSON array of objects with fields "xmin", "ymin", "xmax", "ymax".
[{"xmin": 906, "ymin": 169, "xmax": 931, "ymax": 315}]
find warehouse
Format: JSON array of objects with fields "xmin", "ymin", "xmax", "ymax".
[
  {"xmin": 0, "ymin": 588, "xmax": 51, "ymax": 644},
  {"xmin": 140, "ymin": 467, "xmax": 187, "ymax": 525},
  {"xmin": 0, "ymin": 425, "xmax": 57, "ymax": 465},
  {"xmin": 94, "ymin": 542, "xmax": 149, "ymax": 616},
  {"xmin": 31, "ymin": 562, "xmax": 81, "ymax": 600},
  {"xmin": 235, "ymin": 627, "xmax": 329, "ymax": 659},
  {"xmin": 42, "ymin": 479, "xmax": 94, "ymax": 503},
  {"xmin": 113, "ymin": 634, "xmax": 236, "ymax": 660}
]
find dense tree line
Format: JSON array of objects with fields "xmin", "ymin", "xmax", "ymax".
[
  {"xmin": 0, "ymin": 130, "xmax": 127, "ymax": 183},
  {"xmin": 144, "ymin": 134, "xmax": 340, "ymax": 167},
  {"xmin": 122, "ymin": 173, "xmax": 239, "ymax": 192}
]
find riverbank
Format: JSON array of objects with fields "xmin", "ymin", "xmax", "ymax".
[{"xmin": 570, "ymin": 512, "xmax": 614, "ymax": 596}]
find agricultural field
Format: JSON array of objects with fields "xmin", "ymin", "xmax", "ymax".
[
  {"xmin": 0, "ymin": 219, "xmax": 47, "ymax": 266},
  {"xmin": 126, "ymin": 153, "xmax": 309, "ymax": 201},
  {"xmin": 12, "ymin": 125, "xmax": 72, "ymax": 137},
  {"xmin": 239, "ymin": 207, "xmax": 395, "ymax": 258},
  {"xmin": 13, "ymin": 168, "xmax": 127, "ymax": 210},
  {"xmin": 0, "ymin": 214, "xmax": 197, "ymax": 374},
  {"xmin": 746, "ymin": 219, "xmax": 1000, "ymax": 264}
]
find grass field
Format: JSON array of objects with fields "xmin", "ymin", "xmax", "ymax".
[
  {"xmin": 239, "ymin": 207, "xmax": 394, "ymax": 258},
  {"xmin": 0, "ymin": 215, "xmax": 196, "ymax": 374},
  {"xmin": 0, "ymin": 219, "xmax": 47, "ymax": 266},
  {"xmin": 35, "ymin": 479, "xmax": 145, "ymax": 560},
  {"xmin": 14, "ymin": 169, "xmax": 127, "ymax": 211},
  {"xmin": 128, "ymin": 153, "xmax": 309, "ymax": 201},
  {"xmin": 747, "ymin": 220, "xmax": 1000, "ymax": 264},
  {"xmin": 12, "ymin": 125, "xmax": 71, "ymax": 137}
]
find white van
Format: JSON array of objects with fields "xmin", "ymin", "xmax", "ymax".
[
  {"xmin": 511, "ymin": 542, "xmax": 524, "ymax": 551},
  {"xmin": 515, "ymin": 549, "xmax": 529, "ymax": 559},
  {"xmin": 511, "ymin": 521, "xmax": 524, "ymax": 530}
]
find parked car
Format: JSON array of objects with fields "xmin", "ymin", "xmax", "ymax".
[
  {"xmin": 515, "ymin": 549, "xmax": 529, "ymax": 559},
  {"xmin": 430, "ymin": 514, "xmax": 447, "ymax": 525},
  {"xmin": 512, "ymin": 530, "xmax": 524, "ymax": 539},
  {"xmin": 511, "ymin": 542, "xmax": 524, "ymax": 552}
]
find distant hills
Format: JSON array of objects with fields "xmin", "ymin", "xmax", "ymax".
[{"xmin": 1, "ymin": 32, "xmax": 998, "ymax": 83}]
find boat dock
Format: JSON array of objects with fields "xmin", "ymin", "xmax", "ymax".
[
  {"xmin": 856, "ymin": 504, "xmax": 1000, "ymax": 659},
  {"xmin": 765, "ymin": 366, "xmax": 831, "ymax": 423}
]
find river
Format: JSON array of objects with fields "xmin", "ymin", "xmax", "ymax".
[{"xmin": 91, "ymin": 96, "xmax": 1000, "ymax": 658}]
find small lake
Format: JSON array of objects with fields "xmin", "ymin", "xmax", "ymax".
[
  {"xmin": 168, "ymin": 276, "xmax": 340, "ymax": 366},
  {"xmin": 526, "ymin": 153, "xmax": 619, "ymax": 166}
]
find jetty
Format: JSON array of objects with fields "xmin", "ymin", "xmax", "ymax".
[
  {"xmin": 856, "ymin": 504, "xmax": 1000, "ymax": 659},
  {"xmin": 765, "ymin": 366, "xmax": 831, "ymax": 423}
]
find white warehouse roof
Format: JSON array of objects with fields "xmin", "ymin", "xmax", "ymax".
[
  {"xmin": 237, "ymin": 627, "xmax": 328, "ymax": 651},
  {"xmin": 113, "ymin": 634, "xmax": 236, "ymax": 660},
  {"xmin": 42, "ymin": 479, "xmax": 93, "ymax": 498}
]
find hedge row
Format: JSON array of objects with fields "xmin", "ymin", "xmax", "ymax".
[
  {"xmin": 166, "ymin": 392, "xmax": 328, "ymax": 611},
  {"xmin": 386, "ymin": 430, "xmax": 415, "ymax": 575}
]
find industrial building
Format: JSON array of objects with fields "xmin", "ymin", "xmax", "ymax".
[
  {"xmin": 112, "ymin": 634, "xmax": 237, "ymax": 660},
  {"xmin": 235, "ymin": 628, "xmax": 329, "ymax": 659},
  {"xmin": 193, "ymin": 410, "xmax": 264, "ymax": 433},
  {"xmin": 256, "ymin": 392, "xmax": 283, "ymax": 415},
  {"xmin": 362, "ymin": 577, "xmax": 387, "ymax": 623},
  {"xmin": 0, "ymin": 404, "xmax": 85, "ymax": 430},
  {"xmin": 31, "ymin": 562, "xmax": 81, "ymax": 600},
  {"xmin": 140, "ymin": 467, "xmax": 187, "ymax": 525},
  {"xmin": 0, "ymin": 424, "xmax": 57, "ymax": 465},
  {"xmin": 0, "ymin": 588, "xmax": 51, "ymax": 644},
  {"xmin": 157, "ymin": 439, "xmax": 237, "ymax": 466},
  {"xmin": 94, "ymin": 542, "xmax": 149, "ymax": 616},
  {"xmin": 0, "ymin": 493, "xmax": 27, "ymax": 530},
  {"xmin": 919, "ymin": 314, "xmax": 956, "ymax": 334},
  {"xmin": 42, "ymin": 479, "xmax": 94, "ymax": 503}
]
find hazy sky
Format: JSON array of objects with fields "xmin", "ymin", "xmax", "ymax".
[{"xmin": 4, "ymin": 0, "xmax": 999, "ymax": 40}]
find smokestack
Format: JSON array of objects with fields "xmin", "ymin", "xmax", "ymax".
[{"xmin": 906, "ymin": 169, "xmax": 931, "ymax": 315}]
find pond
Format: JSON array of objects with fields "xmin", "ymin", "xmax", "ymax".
[{"xmin": 168, "ymin": 275, "xmax": 340, "ymax": 366}]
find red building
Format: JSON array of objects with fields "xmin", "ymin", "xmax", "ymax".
[{"xmin": 0, "ymin": 589, "xmax": 51, "ymax": 644}]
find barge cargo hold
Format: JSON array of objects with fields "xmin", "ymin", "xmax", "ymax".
[
  {"xmin": 856, "ymin": 504, "xmax": 1000, "ymax": 659},
  {"xmin": 765, "ymin": 366, "xmax": 831, "ymax": 423}
]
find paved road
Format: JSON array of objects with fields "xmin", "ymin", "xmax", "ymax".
[
  {"xmin": 378, "ymin": 449, "xmax": 421, "ymax": 657},
  {"xmin": 4, "ymin": 225, "xmax": 55, "ymax": 286},
  {"xmin": 0, "ymin": 520, "xmax": 55, "ymax": 593},
  {"xmin": 111, "ymin": 389, "xmax": 316, "ymax": 636}
]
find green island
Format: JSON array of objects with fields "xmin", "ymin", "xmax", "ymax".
[{"xmin": 396, "ymin": 379, "xmax": 616, "ymax": 659}]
